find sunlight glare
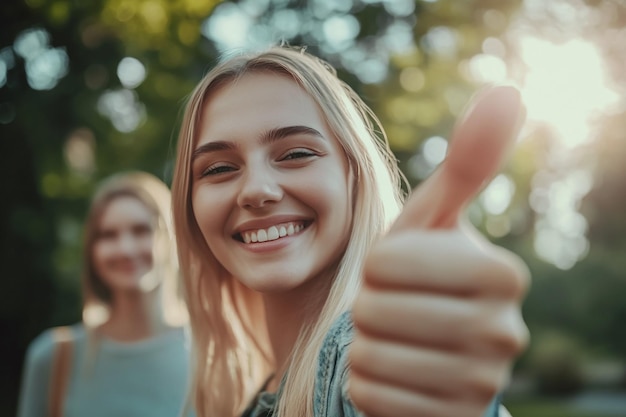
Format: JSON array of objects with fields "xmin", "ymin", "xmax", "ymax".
[{"xmin": 518, "ymin": 36, "xmax": 619, "ymax": 148}]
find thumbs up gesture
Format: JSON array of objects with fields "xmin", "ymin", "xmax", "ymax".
[{"xmin": 349, "ymin": 86, "xmax": 530, "ymax": 417}]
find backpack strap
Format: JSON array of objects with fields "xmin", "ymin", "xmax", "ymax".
[{"xmin": 48, "ymin": 326, "xmax": 74, "ymax": 417}]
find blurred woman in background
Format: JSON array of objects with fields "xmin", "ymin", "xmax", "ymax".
[{"xmin": 17, "ymin": 171, "xmax": 192, "ymax": 417}]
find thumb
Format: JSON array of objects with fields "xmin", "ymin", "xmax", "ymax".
[{"xmin": 391, "ymin": 85, "xmax": 525, "ymax": 232}]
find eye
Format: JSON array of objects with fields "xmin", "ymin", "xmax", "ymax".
[
  {"xmin": 280, "ymin": 149, "xmax": 317, "ymax": 161},
  {"xmin": 201, "ymin": 164, "xmax": 236, "ymax": 177},
  {"xmin": 132, "ymin": 223, "xmax": 153, "ymax": 237},
  {"xmin": 97, "ymin": 230, "xmax": 116, "ymax": 241}
]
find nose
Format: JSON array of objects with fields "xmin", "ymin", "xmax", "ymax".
[
  {"xmin": 237, "ymin": 167, "xmax": 283, "ymax": 209},
  {"xmin": 118, "ymin": 232, "xmax": 139, "ymax": 255}
]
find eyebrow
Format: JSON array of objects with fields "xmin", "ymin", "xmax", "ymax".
[{"xmin": 192, "ymin": 125, "xmax": 325, "ymax": 162}]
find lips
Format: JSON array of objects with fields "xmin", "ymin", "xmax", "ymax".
[{"xmin": 235, "ymin": 221, "xmax": 309, "ymax": 243}]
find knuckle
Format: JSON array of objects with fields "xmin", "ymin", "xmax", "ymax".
[
  {"xmin": 363, "ymin": 240, "xmax": 393, "ymax": 284},
  {"xmin": 348, "ymin": 337, "xmax": 370, "ymax": 369},
  {"xmin": 490, "ymin": 248, "xmax": 531, "ymax": 299},
  {"xmin": 473, "ymin": 304, "xmax": 529, "ymax": 356},
  {"xmin": 347, "ymin": 377, "xmax": 377, "ymax": 416},
  {"xmin": 352, "ymin": 287, "xmax": 375, "ymax": 326},
  {"xmin": 452, "ymin": 363, "xmax": 512, "ymax": 414},
  {"xmin": 512, "ymin": 320, "xmax": 531, "ymax": 354},
  {"xmin": 473, "ymin": 381, "xmax": 500, "ymax": 403},
  {"xmin": 484, "ymin": 320, "xmax": 529, "ymax": 356},
  {"xmin": 493, "ymin": 331, "xmax": 522, "ymax": 354},
  {"xmin": 465, "ymin": 367, "xmax": 502, "ymax": 402}
]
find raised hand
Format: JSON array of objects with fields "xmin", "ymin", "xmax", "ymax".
[{"xmin": 349, "ymin": 86, "xmax": 530, "ymax": 417}]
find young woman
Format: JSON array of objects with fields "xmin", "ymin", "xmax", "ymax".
[
  {"xmin": 172, "ymin": 47, "xmax": 528, "ymax": 417},
  {"xmin": 17, "ymin": 172, "xmax": 192, "ymax": 417}
]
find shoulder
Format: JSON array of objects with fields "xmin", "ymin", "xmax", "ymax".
[
  {"xmin": 321, "ymin": 310, "xmax": 354, "ymax": 354},
  {"xmin": 17, "ymin": 325, "xmax": 83, "ymax": 417},
  {"xmin": 317, "ymin": 311, "xmax": 354, "ymax": 381},
  {"xmin": 24, "ymin": 324, "xmax": 84, "ymax": 369},
  {"xmin": 25, "ymin": 328, "xmax": 58, "ymax": 367},
  {"xmin": 314, "ymin": 311, "xmax": 360, "ymax": 417}
]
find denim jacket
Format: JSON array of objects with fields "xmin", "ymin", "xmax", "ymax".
[{"xmin": 242, "ymin": 311, "xmax": 500, "ymax": 417}]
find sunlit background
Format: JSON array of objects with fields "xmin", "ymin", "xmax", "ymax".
[{"xmin": 2, "ymin": 0, "xmax": 626, "ymax": 416}]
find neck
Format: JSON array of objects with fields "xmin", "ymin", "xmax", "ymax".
[
  {"xmin": 262, "ymin": 270, "xmax": 332, "ymax": 392},
  {"xmin": 100, "ymin": 289, "xmax": 167, "ymax": 342}
]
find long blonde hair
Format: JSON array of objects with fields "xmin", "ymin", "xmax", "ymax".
[{"xmin": 172, "ymin": 46, "xmax": 406, "ymax": 417}]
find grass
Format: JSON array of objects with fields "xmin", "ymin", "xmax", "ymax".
[{"xmin": 504, "ymin": 398, "xmax": 626, "ymax": 417}]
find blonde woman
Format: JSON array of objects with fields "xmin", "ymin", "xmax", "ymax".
[
  {"xmin": 17, "ymin": 172, "xmax": 192, "ymax": 417},
  {"xmin": 172, "ymin": 47, "xmax": 528, "ymax": 417}
]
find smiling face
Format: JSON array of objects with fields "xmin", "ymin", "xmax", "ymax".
[
  {"xmin": 92, "ymin": 196, "xmax": 156, "ymax": 294},
  {"xmin": 191, "ymin": 72, "xmax": 353, "ymax": 294}
]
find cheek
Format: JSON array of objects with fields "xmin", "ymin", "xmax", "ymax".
[
  {"xmin": 324, "ymin": 163, "xmax": 352, "ymax": 215},
  {"xmin": 91, "ymin": 244, "xmax": 109, "ymax": 279},
  {"xmin": 328, "ymin": 164, "xmax": 354, "ymax": 241},
  {"xmin": 92, "ymin": 242, "xmax": 107, "ymax": 265},
  {"xmin": 192, "ymin": 188, "xmax": 229, "ymax": 243},
  {"xmin": 142, "ymin": 236, "xmax": 157, "ymax": 260},
  {"xmin": 303, "ymin": 168, "xmax": 353, "ymax": 237}
]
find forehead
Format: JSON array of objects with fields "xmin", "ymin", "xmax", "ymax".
[
  {"xmin": 99, "ymin": 196, "xmax": 153, "ymax": 226},
  {"xmin": 197, "ymin": 72, "xmax": 327, "ymax": 144}
]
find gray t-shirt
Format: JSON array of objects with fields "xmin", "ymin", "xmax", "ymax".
[{"xmin": 17, "ymin": 324, "xmax": 192, "ymax": 417}]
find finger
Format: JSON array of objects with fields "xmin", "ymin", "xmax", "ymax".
[
  {"xmin": 364, "ymin": 229, "xmax": 529, "ymax": 299},
  {"xmin": 349, "ymin": 334, "xmax": 509, "ymax": 400},
  {"xmin": 349, "ymin": 375, "xmax": 487, "ymax": 417},
  {"xmin": 391, "ymin": 85, "xmax": 525, "ymax": 231},
  {"xmin": 352, "ymin": 289, "xmax": 528, "ymax": 357}
]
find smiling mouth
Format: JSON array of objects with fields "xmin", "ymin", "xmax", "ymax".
[{"xmin": 235, "ymin": 221, "xmax": 310, "ymax": 244}]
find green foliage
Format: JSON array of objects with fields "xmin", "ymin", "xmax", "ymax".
[
  {"xmin": 504, "ymin": 399, "xmax": 625, "ymax": 417},
  {"xmin": 2, "ymin": 0, "xmax": 626, "ymax": 414},
  {"xmin": 525, "ymin": 330, "xmax": 585, "ymax": 396}
]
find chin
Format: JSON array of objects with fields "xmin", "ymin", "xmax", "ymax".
[
  {"xmin": 106, "ymin": 277, "xmax": 145, "ymax": 293},
  {"xmin": 235, "ymin": 268, "xmax": 310, "ymax": 294}
]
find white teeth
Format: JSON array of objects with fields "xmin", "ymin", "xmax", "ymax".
[{"xmin": 240, "ymin": 222, "xmax": 305, "ymax": 244}]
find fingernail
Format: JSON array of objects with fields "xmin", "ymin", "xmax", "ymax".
[
  {"xmin": 460, "ymin": 85, "xmax": 521, "ymax": 126},
  {"xmin": 491, "ymin": 85, "xmax": 524, "ymax": 138}
]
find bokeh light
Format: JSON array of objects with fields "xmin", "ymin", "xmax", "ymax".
[
  {"xmin": 199, "ymin": 0, "xmax": 418, "ymax": 84},
  {"xmin": 422, "ymin": 135, "xmax": 448, "ymax": 167},
  {"xmin": 117, "ymin": 56, "xmax": 147, "ymax": 89},
  {"xmin": 97, "ymin": 89, "xmax": 146, "ymax": 133},
  {"xmin": 421, "ymin": 26, "xmax": 457, "ymax": 59},
  {"xmin": 64, "ymin": 128, "xmax": 97, "ymax": 176},
  {"xmin": 531, "ymin": 169, "xmax": 593, "ymax": 269},
  {"xmin": 13, "ymin": 27, "xmax": 50, "ymax": 60},
  {"xmin": 481, "ymin": 174, "xmax": 516, "ymax": 216},
  {"xmin": 13, "ymin": 27, "xmax": 69, "ymax": 90},
  {"xmin": 25, "ymin": 47, "xmax": 69, "ymax": 90},
  {"xmin": 462, "ymin": 0, "xmax": 625, "ymax": 268}
]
